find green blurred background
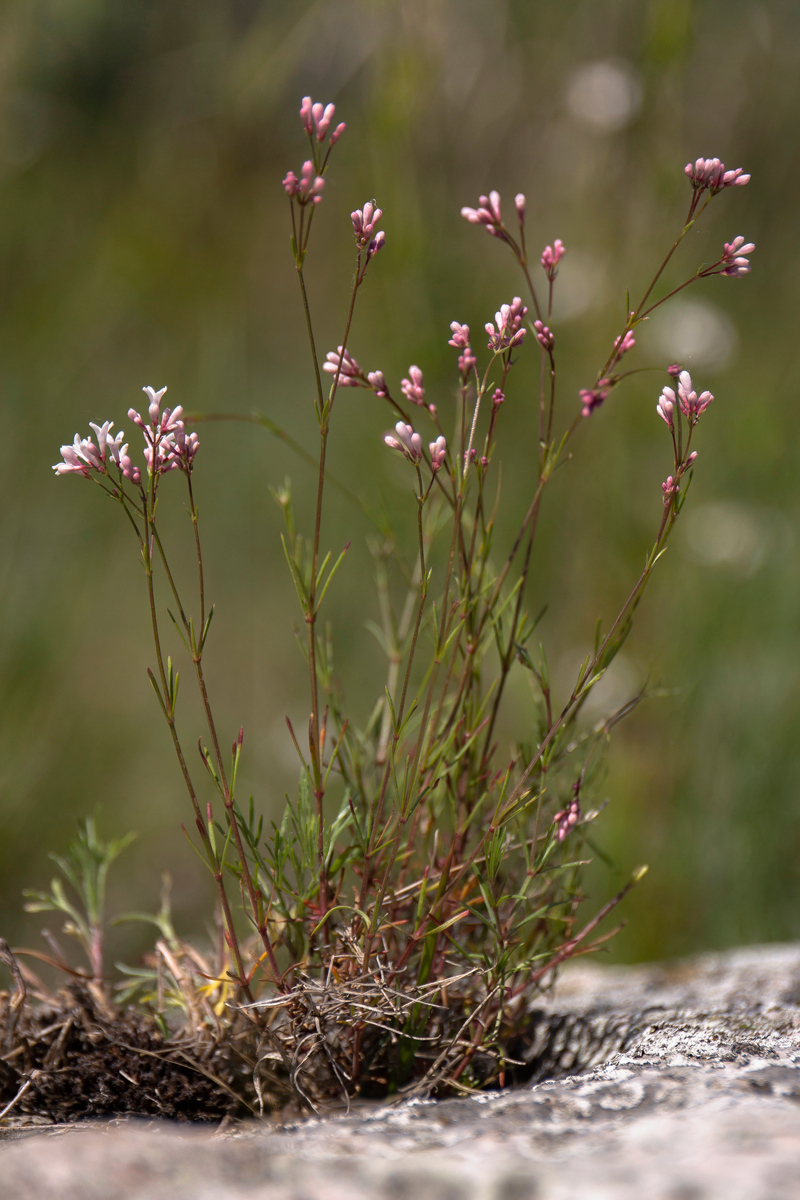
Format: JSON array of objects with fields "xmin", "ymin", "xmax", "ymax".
[{"xmin": 1, "ymin": 0, "xmax": 798, "ymax": 973}]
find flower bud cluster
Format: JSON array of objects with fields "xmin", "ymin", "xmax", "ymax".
[
  {"xmin": 282, "ymin": 160, "xmax": 325, "ymax": 205},
  {"xmin": 461, "ymin": 191, "xmax": 504, "ymax": 236},
  {"xmin": 486, "ymin": 297, "xmax": 527, "ymax": 351},
  {"xmin": 430, "ymin": 435, "xmax": 447, "ymax": 470},
  {"xmin": 401, "ymin": 366, "xmax": 425, "ymax": 406},
  {"xmin": 676, "ymin": 370, "xmax": 713, "ymax": 422},
  {"xmin": 384, "ymin": 421, "xmax": 422, "ymax": 463},
  {"xmin": 579, "ymin": 379, "xmax": 611, "ymax": 418},
  {"xmin": 367, "ymin": 369, "xmax": 388, "ymax": 397},
  {"xmin": 533, "ymin": 320, "xmax": 554, "ymax": 351},
  {"xmin": 323, "ymin": 347, "xmax": 365, "ymax": 388},
  {"xmin": 351, "ymin": 201, "xmax": 385, "ymax": 259},
  {"xmin": 553, "ymin": 797, "xmax": 581, "ymax": 842},
  {"xmin": 300, "ymin": 97, "xmax": 345, "ymax": 145},
  {"xmin": 448, "ymin": 322, "xmax": 476, "ymax": 375},
  {"xmin": 684, "ymin": 157, "xmax": 750, "ymax": 193},
  {"xmin": 720, "ymin": 235, "xmax": 755, "ymax": 277},
  {"xmin": 284, "ymin": 98, "xmax": 345, "ymax": 208},
  {"xmin": 612, "ymin": 328, "xmax": 635, "ymax": 361},
  {"xmin": 657, "ymin": 371, "xmax": 713, "ymax": 429},
  {"xmin": 541, "ymin": 239, "xmax": 565, "ymax": 280},
  {"xmin": 656, "ymin": 389, "xmax": 674, "ymax": 428}
]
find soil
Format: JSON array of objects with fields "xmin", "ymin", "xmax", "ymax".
[{"xmin": 3, "ymin": 943, "xmax": 800, "ymax": 1197}]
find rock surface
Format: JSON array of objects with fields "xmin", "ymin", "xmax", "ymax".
[{"xmin": 4, "ymin": 942, "xmax": 800, "ymax": 1198}]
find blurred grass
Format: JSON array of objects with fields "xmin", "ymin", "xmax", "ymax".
[{"xmin": 0, "ymin": 0, "xmax": 798, "ymax": 970}]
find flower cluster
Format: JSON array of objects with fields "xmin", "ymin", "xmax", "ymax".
[
  {"xmin": 323, "ymin": 347, "xmax": 365, "ymax": 388},
  {"xmin": 486, "ymin": 297, "xmax": 527, "ymax": 351},
  {"xmin": 283, "ymin": 97, "xmax": 344, "ymax": 207},
  {"xmin": 351, "ymin": 201, "xmax": 385, "ymax": 259},
  {"xmin": 384, "ymin": 421, "xmax": 422, "ymax": 463},
  {"xmin": 579, "ymin": 379, "xmax": 611, "ymax": 418},
  {"xmin": 300, "ymin": 97, "xmax": 345, "ymax": 145},
  {"xmin": 720, "ymin": 235, "xmax": 755, "ymax": 277},
  {"xmin": 54, "ymin": 423, "xmax": 139, "ymax": 484},
  {"xmin": 656, "ymin": 389, "xmax": 675, "ymax": 428},
  {"xmin": 541, "ymin": 239, "xmax": 565, "ymax": 280},
  {"xmin": 448, "ymin": 322, "xmax": 477, "ymax": 375},
  {"xmin": 367, "ymin": 369, "xmax": 388, "ymax": 398},
  {"xmin": 533, "ymin": 320, "xmax": 554, "ymax": 351},
  {"xmin": 612, "ymin": 328, "xmax": 636, "ymax": 361},
  {"xmin": 461, "ymin": 191, "xmax": 504, "ymax": 236},
  {"xmin": 282, "ymin": 160, "xmax": 325, "ymax": 204},
  {"xmin": 657, "ymin": 370, "xmax": 713, "ymax": 428},
  {"xmin": 553, "ymin": 797, "xmax": 581, "ymax": 842},
  {"xmin": 401, "ymin": 366, "xmax": 425, "ymax": 406},
  {"xmin": 128, "ymin": 386, "xmax": 198, "ymax": 475},
  {"xmin": 430, "ymin": 435, "xmax": 447, "ymax": 470},
  {"xmin": 54, "ymin": 387, "xmax": 198, "ymax": 484},
  {"xmin": 684, "ymin": 157, "xmax": 750, "ymax": 193}
]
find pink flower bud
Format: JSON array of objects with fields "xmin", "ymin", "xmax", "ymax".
[
  {"xmin": 314, "ymin": 102, "xmax": 335, "ymax": 141},
  {"xmin": 579, "ymin": 380, "xmax": 611, "ymax": 418},
  {"xmin": 448, "ymin": 321, "xmax": 470, "ymax": 350},
  {"xmin": 721, "ymin": 235, "xmax": 755, "ymax": 277},
  {"xmin": 352, "ymin": 201, "xmax": 383, "ymax": 248},
  {"xmin": 486, "ymin": 297, "xmax": 528, "ymax": 351},
  {"xmin": 284, "ymin": 160, "xmax": 325, "ymax": 206},
  {"xmin": 492, "ymin": 388, "xmax": 505, "ymax": 406},
  {"xmin": 385, "ymin": 421, "xmax": 422, "ymax": 463},
  {"xmin": 553, "ymin": 798, "xmax": 581, "ymax": 841},
  {"xmin": 533, "ymin": 320, "xmax": 554, "ymax": 351},
  {"xmin": 684, "ymin": 157, "xmax": 750, "ymax": 193},
  {"xmin": 458, "ymin": 349, "xmax": 477, "ymax": 375},
  {"xmin": 541, "ymin": 239, "xmax": 565, "ymax": 279},
  {"xmin": 676, "ymin": 370, "xmax": 714, "ymax": 423},
  {"xmin": 656, "ymin": 388, "xmax": 675, "ymax": 428},
  {"xmin": 461, "ymin": 191, "xmax": 505, "ymax": 236},
  {"xmin": 367, "ymin": 370, "xmax": 388, "ymax": 397},
  {"xmin": 613, "ymin": 330, "xmax": 635, "ymax": 360},
  {"xmin": 323, "ymin": 346, "xmax": 364, "ymax": 387},
  {"xmin": 515, "ymin": 193, "xmax": 526, "ymax": 224},
  {"xmin": 429, "ymin": 435, "xmax": 447, "ymax": 470},
  {"xmin": 401, "ymin": 366, "xmax": 425, "ymax": 406},
  {"xmin": 367, "ymin": 230, "xmax": 385, "ymax": 258}
]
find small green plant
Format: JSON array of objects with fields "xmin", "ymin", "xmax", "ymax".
[
  {"xmin": 40, "ymin": 101, "xmax": 753, "ymax": 1109},
  {"xmin": 22, "ymin": 816, "xmax": 135, "ymax": 994}
]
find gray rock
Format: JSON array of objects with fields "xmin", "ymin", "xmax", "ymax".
[{"xmin": 4, "ymin": 943, "xmax": 800, "ymax": 1199}]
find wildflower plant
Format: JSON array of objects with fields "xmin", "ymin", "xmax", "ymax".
[{"xmin": 43, "ymin": 103, "xmax": 754, "ymax": 1109}]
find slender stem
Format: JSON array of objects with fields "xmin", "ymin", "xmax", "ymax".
[
  {"xmin": 187, "ymin": 475, "xmax": 204, "ymax": 631},
  {"xmin": 139, "ymin": 477, "xmax": 252, "ymax": 998},
  {"xmin": 294, "ymin": 233, "xmax": 363, "ymax": 920}
]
